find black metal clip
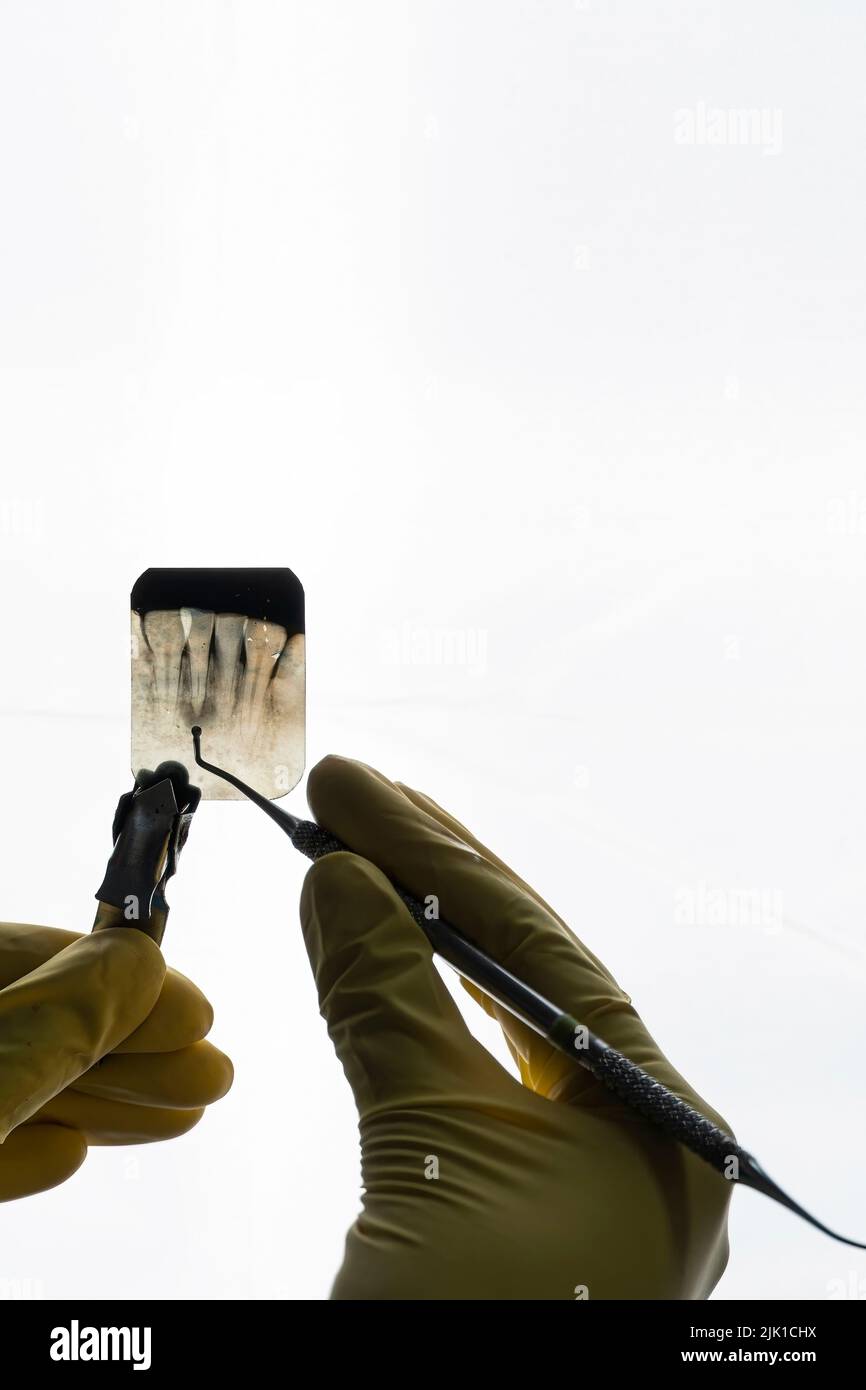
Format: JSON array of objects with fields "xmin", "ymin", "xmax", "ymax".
[{"xmin": 94, "ymin": 762, "xmax": 201, "ymax": 945}]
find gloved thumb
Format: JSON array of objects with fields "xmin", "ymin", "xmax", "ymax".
[
  {"xmin": 0, "ymin": 928, "xmax": 166, "ymax": 1142},
  {"xmin": 299, "ymin": 851, "xmax": 508, "ymax": 1116}
]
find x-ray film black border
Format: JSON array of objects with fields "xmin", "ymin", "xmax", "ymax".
[{"xmin": 131, "ymin": 567, "xmax": 305, "ymax": 633}]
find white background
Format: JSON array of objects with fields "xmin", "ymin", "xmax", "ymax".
[{"xmin": 1, "ymin": 0, "xmax": 865, "ymax": 1301}]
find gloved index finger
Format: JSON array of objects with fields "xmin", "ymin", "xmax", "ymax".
[
  {"xmin": 307, "ymin": 756, "xmax": 632, "ymax": 1036},
  {"xmin": 0, "ymin": 923, "xmax": 215, "ymax": 1055},
  {"xmin": 395, "ymin": 781, "xmax": 622, "ymax": 991},
  {"xmin": 0, "ymin": 922, "xmax": 80, "ymax": 989}
]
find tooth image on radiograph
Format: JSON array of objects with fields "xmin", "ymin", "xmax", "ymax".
[{"xmin": 130, "ymin": 569, "xmax": 305, "ymax": 801}]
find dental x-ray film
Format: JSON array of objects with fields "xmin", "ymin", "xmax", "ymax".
[{"xmin": 131, "ymin": 568, "xmax": 305, "ymax": 801}]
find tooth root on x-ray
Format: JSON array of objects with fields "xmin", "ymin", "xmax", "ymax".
[
  {"xmin": 213, "ymin": 613, "xmax": 246, "ymax": 710},
  {"xmin": 131, "ymin": 610, "xmax": 152, "ymax": 679},
  {"xmin": 241, "ymin": 620, "xmax": 287, "ymax": 739},
  {"xmin": 143, "ymin": 610, "xmax": 186, "ymax": 711},
  {"xmin": 271, "ymin": 633, "xmax": 305, "ymax": 724},
  {"xmin": 182, "ymin": 607, "xmax": 215, "ymax": 716}
]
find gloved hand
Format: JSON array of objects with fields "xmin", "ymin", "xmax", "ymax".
[
  {"xmin": 0, "ymin": 923, "xmax": 233, "ymax": 1201},
  {"xmin": 300, "ymin": 756, "xmax": 734, "ymax": 1300}
]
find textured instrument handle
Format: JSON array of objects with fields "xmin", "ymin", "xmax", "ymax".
[
  {"xmin": 290, "ymin": 820, "xmax": 349, "ymax": 861},
  {"xmin": 290, "ymin": 819, "xmax": 435, "ymax": 933},
  {"xmin": 585, "ymin": 1045, "xmax": 739, "ymax": 1171}
]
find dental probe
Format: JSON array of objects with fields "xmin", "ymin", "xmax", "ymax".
[{"xmin": 191, "ymin": 726, "xmax": 866, "ymax": 1250}]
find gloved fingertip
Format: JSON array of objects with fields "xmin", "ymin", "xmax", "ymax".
[
  {"xmin": 300, "ymin": 850, "xmax": 393, "ymax": 939},
  {"xmin": 299, "ymin": 850, "xmax": 437, "ymax": 1025},
  {"xmin": 201, "ymin": 1045, "xmax": 235, "ymax": 1105},
  {"xmin": 306, "ymin": 754, "xmax": 398, "ymax": 825},
  {"xmin": 0, "ymin": 1124, "xmax": 87, "ymax": 1202},
  {"xmin": 306, "ymin": 754, "xmax": 359, "ymax": 812},
  {"xmin": 115, "ymin": 968, "xmax": 215, "ymax": 1054}
]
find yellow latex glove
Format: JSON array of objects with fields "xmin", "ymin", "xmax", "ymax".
[
  {"xmin": 300, "ymin": 756, "xmax": 734, "ymax": 1300},
  {"xmin": 0, "ymin": 923, "xmax": 233, "ymax": 1201}
]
